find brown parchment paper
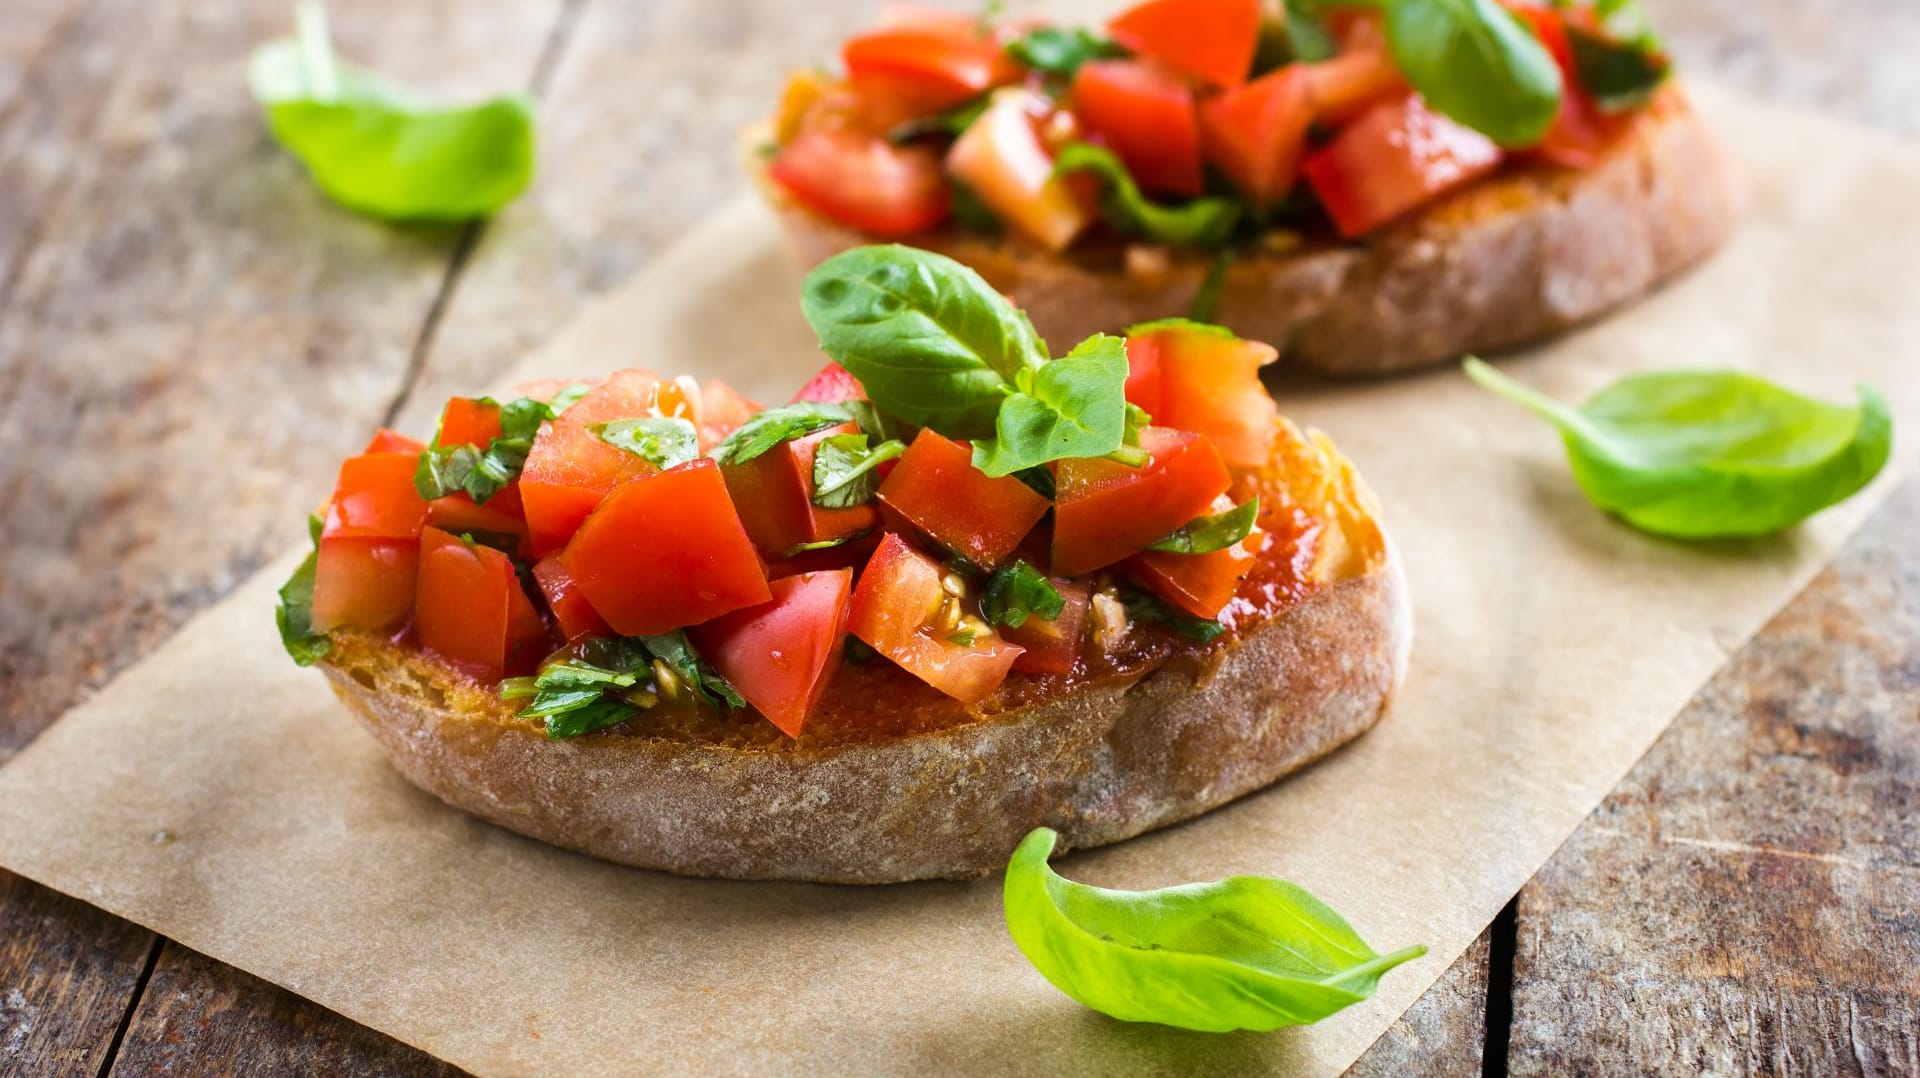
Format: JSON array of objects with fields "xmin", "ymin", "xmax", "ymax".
[{"xmin": 1, "ymin": 85, "xmax": 1917, "ymax": 1077}]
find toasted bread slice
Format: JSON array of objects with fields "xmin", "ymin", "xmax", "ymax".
[
  {"xmin": 319, "ymin": 423, "xmax": 1409, "ymax": 883},
  {"xmin": 756, "ymin": 92, "xmax": 1742, "ymax": 377}
]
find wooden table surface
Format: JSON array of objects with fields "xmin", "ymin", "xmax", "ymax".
[{"xmin": 0, "ymin": 0, "xmax": 1914, "ymax": 1073}]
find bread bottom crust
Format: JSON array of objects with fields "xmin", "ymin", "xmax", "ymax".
[
  {"xmin": 767, "ymin": 94, "xmax": 1743, "ymax": 376},
  {"xmin": 320, "ymin": 552, "xmax": 1409, "ymax": 883}
]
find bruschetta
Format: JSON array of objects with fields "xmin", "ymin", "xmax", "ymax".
[
  {"xmin": 750, "ymin": 0, "xmax": 1741, "ymax": 375},
  {"xmin": 277, "ymin": 245, "xmax": 1409, "ymax": 882}
]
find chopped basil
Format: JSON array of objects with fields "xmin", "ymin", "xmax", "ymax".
[
  {"xmin": 946, "ymin": 627, "xmax": 978, "ymax": 647},
  {"xmin": 710, "ymin": 402, "xmax": 853, "ymax": 466},
  {"xmin": 1146, "ymin": 498, "xmax": 1259, "ymax": 555},
  {"xmin": 981, "ymin": 561, "xmax": 1066, "ymax": 630},
  {"xmin": 1188, "ymin": 249, "xmax": 1234, "ymax": 324},
  {"xmin": 811, "ymin": 433, "xmax": 906, "ymax": 509},
  {"xmin": 784, "ymin": 532, "xmax": 871, "ymax": 559},
  {"xmin": 274, "ymin": 514, "xmax": 330, "ymax": 666},
  {"xmin": 888, "ymin": 95, "xmax": 991, "ymax": 144},
  {"xmin": 510, "ymin": 633, "xmax": 743, "ymax": 739},
  {"xmin": 1053, "ymin": 143, "xmax": 1242, "ymax": 248},
  {"xmin": 414, "ymin": 395, "xmax": 553, "ymax": 505},
  {"xmin": 1567, "ymin": 25, "xmax": 1669, "ymax": 112},
  {"xmin": 1006, "ymin": 27, "xmax": 1126, "ymax": 79},
  {"xmin": 592, "ymin": 416, "xmax": 699, "ymax": 469},
  {"xmin": 1120, "ymin": 587, "xmax": 1225, "ymax": 643}
]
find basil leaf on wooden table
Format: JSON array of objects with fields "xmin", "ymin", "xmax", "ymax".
[
  {"xmin": 1003, "ymin": 828, "xmax": 1426, "ymax": 1031},
  {"xmin": 1381, "ymin": 0, "xmax": 1562, "ymax": 147},
  {"xmin": 811, "ymin": 433, "xmax": 906, "ymax": 509},
  {"xmin": 801, "ymin": 245, "xmax": 1047, "ymax": 438},
  {"xmin": 274, "ymin": 514, "xmax": 330, "ymax": 665},
  {"xmin": 593, "ymin": 417, "xmax": 699, "ymax": 470},
  {"xmin": 1147, "ymin": 498, "xmax": 1259, "ymax": 554},
  {"xmin": 249, "ymin": 3, "xmax": 536, "ymax": 220},
  {"xmin": 973, "ymin": 334, "xmax": 1134, "ymax": 477},
  {"xmin": 1054, "ymin": 143, "xmax": 1242, "ymax": 248},
  {"xmin": 1465, "ymin": 358, "xmax": 1894, "ymax": 539}
]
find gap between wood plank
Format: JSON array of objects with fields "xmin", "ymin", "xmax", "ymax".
[
  {"xmin": 1481, "ymin": 897, "xmax": 1520, "ymax": 1077},
  {"xmin": 93, "ymin": 935, "xmax": 162, "ymax": 1078}
]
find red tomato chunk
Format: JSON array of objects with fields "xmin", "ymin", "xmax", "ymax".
[
  {"xmin": 323, "ymin": 451, "xmax": 428, "ymax": 542},
  {"xmin": 1070, "ymin": 59, "xmax": 1205, "ymax": 197},
  {"xmin": 877, "ymin": 429, "xmax": 1049, "ymax": 569},
  {"xmin": 311, "ymin": 538, "xmax": 418, "ymax": 633},
  {"xmin": 532, "ymin": 555, "xmax": 611, "ymax": 644},
  {"xmin": 722, "ymin": 420, "xmax": 880, "ymax": 557},
  {"xmin": 691, "ymin": 570, "xmax": 853, "ymax": 737},
  {"xmin": 769, "ymin": 129, "xmax": 953, "ymax": 238},
  {"xmin": 1304, "ymin": 94, "xmax": 1503, "ymax": 238},
  {"xmin": 848, "ymin": 533, "xmax": 1023, "ymax": 704},
  {"xmin": 414, "ymin": 527, "xmax": 546, "ymax": 680},
  {"xmin": 518, "ymin": 370, "xmax": 672, "ymax": 556},
  {"xmin": 1125, "ymin": 322, "xmax": 1278, "ymax": 469},
  {"xmin": 1052, "ymin": 427, "xmax": 1231, "ymax": 577},
  {"xmin": 1002, "ymin": 577, "xmax": 1091, "ymax": 675},
  {"xmin": 1108, "ymin": 0, "xmax": 1260, "ymax": 88}
]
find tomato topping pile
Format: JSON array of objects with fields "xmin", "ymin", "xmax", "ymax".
[
  {"xmin": 279, "ymin": 256, "xmax": 1322, "ymax": 743},
  {"xmin": 764, "ymin": 0, "xmax": 1670, "ymax": 247}
]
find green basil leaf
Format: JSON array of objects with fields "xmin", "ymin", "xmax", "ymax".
[
  {"xmin": 545, "ymin": 382, "xmax": 594, "ymax": 414},
  {"xmin": 248, "ymin": 4, "xmax": 535, "ymax": 221},
  {"xmin": 1593, "ymin": 0, "xmax": 1661, "ymax": 49},
  {"xmin": 1123, "ymin": 402, "xmax": 1152, "ymax": 448},
  {"xmin": 641, "ymin": 631, "xmax": 747, "ymax": 710},
  {"xmin": 1120, "ymin": 587, "xmax": 1225, "ymax": 642},
  {"xmin": 801, "ymin": 245, "xmax": 1045, "ymax": 438},
  {"xmin": 972, "ymin": 334, "xmax": 1131, "ymax": 478},
  {"xmin": 784, "ymin": 532, "xmax": 872, "ymax": 559},
  {"xmin": 947, "ymin": 627, "xmax": 978, "ymax": 647},
  {"xmin": 1282, "ymin": 0, "xmax": 1338, "ymax": 62},
  {"xmin": 981, "ymin": 561, "xmax": 1066, "ymax": 630},
  {"xmin": 1464, "ymin": 358, "xmax": 1894, "ymax": 539},
  {"xmin": 1188, "ymin": 249, "xmax": 1234, "ymax": 323},
  {"xmin": 1124, "ymin": 317, "xmax": 1237, "ymax": 339},
  {"xmin": 593, "ymin": 416, "xmax": 699, "ymax": 469},
  {"xmin": 1383, "ymin": 0, "xmax": 1562, "ymax": 147},
  {"xmin": 1054, "ymin": 143, "xmax": 1242, "ymax": 247},
  {"xmin": 1566, "ymin": 25, "xmax": 1669, "ymax": 112},
  {"xmin": 811, "ymin": 434, "xmax": 907, "ymax": 509},
  {"xmin": 1003, "ymin": 828, "xmax": 1427, "ymax": 1031},
  {"xmin": 710, "ymin": 402, "xmax": 852, "ymax": 466},
  {"xmin": 1147, "ymin": 498, "xmax": 1260, "ymax": 554},
  {"xmin": 274, "ymin": 514, "xmax": 330, "ymax": 666},
  {"xmin": 514, "ymin": 633, "xmax": 743, "ymax": 739},
  {"xmin": 888, "ymin": 95, "xmax": 992, "ymax": 144},
  {"xmin": 414, "ymin": 395, "xmax": 554, "ymax": 505},
  {"xmin": 1006, "ymin": 27, "xmax": 1127, "ymax": 78},
  {"xmin": 1012, "ymin": 465, "xmax": 1056, "ymax": 500},
  {"xmin": 540, "ymin": 697, "xmax": 641, "ymax": 740},
  {"xmin": 948, "ymin": 179, "xmax": 1005, "ymax": 233}
]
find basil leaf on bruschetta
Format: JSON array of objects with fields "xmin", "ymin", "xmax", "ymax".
[
  {"xmin": 249, "ymin": 3, "xmax": 535, "ymax": 221},
  {"xmin": 274, "ymin": 515, "xmax": 331, "ymax": 666},
  {"xmin": 1379, "ymin": 0, "xmax": 1563, "ymax": 147},
  {"xmin": 592, "ymin": 417, "xmax": 700, "ymax": 470},
  {"xmin": 980, "ymin": 561, "xmax": 1067, "ymax": 630},
  {"xmin": 1465, "ymin": 358, "xmax": 1894, "ymax": 539},
  {"xmin": 1003, "ymin": 828, "xmax": 1426, "ymax": 1031},
  {"xmin": 1053, "ymin": 142, "xmax": 1242, "ymax": 248},
  {"xmin": 1566, "ymin": 25, "xmax": 1669, "ymax": 112},
  {"xmin": 810, "ymin": 432, "xmax": 906, "ymax": 509},
  {"xmin": 973, "ymin": 335, "xmax": 1135, "ymax": 477},
  {"xmin": 1146, "ymin": 497, "xmax": 1259, "ymax": 554},
  {"xmin": 710, "ymin": 402, "xmax": 855, "ymax": 466}
]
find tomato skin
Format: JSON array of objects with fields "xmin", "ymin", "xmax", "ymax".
[
  {"xmin": 362, "ymin": 429, "xmax": 426, "ymax": 455},
  {"xmin": 426, "ymin": 490, "xmax": 531, "ymax": 556},
  {"xmin": 1126, "ymin": 521, "xmax": 1264, "ymax": 618},
  {"xmin": 1301, "ymin": 48, "xmax": 1407, "ymax": 126},
  {"xmin": 698, "ymin": 379, "xmax": 762, "ymax": 450},
  {"xmin": 1199, "ymin": 66, "xmax": 1314, "ymax": 206},
  {"xmin": 322, "ymin": 452, "xmax": 429, "ymax": 542},
  {"xmin": 843, "ymin": 27, "xmax": 1018, "ymax": 120},
  {"xmin": 1123, "ymin": 338, "xmax": 1165, "ymax": 416},
  {"xmin": 1002, "ymin": 577, "xmax": 1090, "ymax": 675},
  {"xmin": 790, "ymin": 362, "xmax": 868, "ymax": 404},
  {"xmin": 434, "ymin": 397, "xmax": 502, "ymax": 449},
  {"xmin": 311, "ymin": 537, "xmax": 418, "ymax": 633},
  {"xmin": 720, "ymin": 421, "xmax": 880, "ymax": 557},
  {"xmin": 559, "ymin": 459, "xmax": 772, "ymax": 637},
  {"xmin": 1108, "ymin": 0, "xmax": 1260, "ymax": 88},
  {"xmin": 877, "ymin": 429, "xmax": 1050, "ymax": 569},
  {"xmin": 848, "ymin": 533, "xmax": 1024, "ymax": 705},
  {"xmin": 946, "ymin": 89, "xmax": 1093, "ymax": 251},
  {"xmin": 414, "ymin": 528, "xmax": 547, "ymax": 680},
  {"xmin": 1303, "ymin": 94, "xmax": 1504, "ymax": 238},
  {"xmin": 1124, "ymin": 324, "xmax": 1278, "ymax": 469},
  {"xmin": 1505, "ymin": 3, "xmax": 1622, "ymax": 168},
  {"xmin": 1052, "ymin": 427, "xmax": 1232, "ymax": 577},
  {"xmin": 769, "ymin": 129, "xmax": 952, "ymax": 237},
  {"xmin": 1070, "ymin": 60, "xmax": 1205, "ymax": 197},
  {"xmin": 532, "ymin": 555, "xmax": 611, "ymax": 644},
  {"xmin": 689, "ymin": 570, "xmax": 854, "ymax": 738},
  {"xmin": 519, "ymin": 370, "xmax": 667, "ymax": 556}
]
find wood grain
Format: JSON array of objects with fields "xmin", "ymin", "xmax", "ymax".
[
  {"xmin": 1347, "ymin": 933, "xmax": 1490, "ymax": 1077},
  {"xmin": 0, "ymin": 873, "xmax": 154, "ymax": 1077},
  {"xmin": 1504, "ymin": 478, "xmax": 1920, "ymax": 1073}
]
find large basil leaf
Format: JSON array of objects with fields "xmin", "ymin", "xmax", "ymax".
[
  {"xmin": 1003, "ymin": 828, "xmax": 1426, "ymax": 1031},
  {"xmin": 801, "ymin": 245, "xmax": 1046, "ymax": 439},
  {"xmin": 1053, "ymin": 143, "xmax": 1241, "ymax": 248},
  {"xmin": 972, "ymin": 335, "xmax": 1132, "ymax": 477},
  {"xmin": 1464, "ymin": 358, "xmax": 1893, "ymax": 539},
  {"xmin": 274, "ymin": 514, "xmax": 330, "ymax": 666},
  {"xmin": 1382, "ymin": 0, "xmax": 1562, "ymax": 147},
  {"xmin": 249, "ymin": 5, "xmax": 535, "ymax": 221}
]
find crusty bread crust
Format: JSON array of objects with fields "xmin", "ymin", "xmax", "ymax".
[
  {"xmin": 759, "ymin": 92, "xmax": 1743, "ymax": 376},
  {"xmin": 319, "ymin": 549, "xmax": 1407, "ymax": 883}
]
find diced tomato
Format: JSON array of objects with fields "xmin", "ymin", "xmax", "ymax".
[
  {"xmin": 769, "ymin": 128, "xmax": 952, "ymax": 237},
  {"xmin": 946, "ymin": 89, "xmax": 1093, "ymax": 251},
  {"xmin": 876, "ymin": 4, "xmax": 983, "ymax": 36},
  {"xmin": 426, "ymin": 484, "xmax": 531, "ymax": 555},
  {"xmin": 1108, "ymin": 0, "xmax": 1259, "ymax": 87},
  {"xmin": 434, "ymin": 397, "xmax": 502, "ymax": 449},
  {"xmin": 1002, "ymin": 577, "xmax": 1090, "ymax": 675},
  {"xmin": 721, "ymin": 420, "xmax": 880, "ymax": 557},
  {"xmin": 414, "ymin": 527, "xmax": 547, "ymax": 680},
  {"xmin": 790, "ymin": 362, "xmax": 868, "ymax": 404},
  {"xmin": 1301, "ymin": 49, "xmax": 1407, "ymax": 127},
  {"xmin": 699, "ymin": 379, "xmax": 762, "ymax": 450},
  {"xmin": 1123, "ymin": 339, "xmax": 1165, "ymax": 416},
  {"xmin": 877, "ymin": 429, "xmax": 1050, "ymax": 569},
  {"xmin": 1070, "ymin": 60, "xmax": 1205, "ymax": 197},
  {"xmin": 1125, "ymin": 323, "xmax": 1278, "ymax": 468},
  {"xmin": 1199, "ymin": 66, "xmax": 1313, "ymax": 206},
  {"xmin": 310, "ymin": 537, "xmax": 418, "ymax": 633},
  {"xmin": 518, "ymin": 370, "xmax": 667, "ymax": 556},
  {"xmin": 1303, "ymin": 94, "xmax": 1503, "ymax": 238},
  {"xmin": 1126, "ymin": 504, "xmax": 1264, "ymax": 618},
  {"xmin": 848, "ymin": 533, "xmax": 1023, "ymax": 705},
  {"xmin": 362, "ymin": 429, "xmax": 426, "ymax": 455},
  {"xmin": 1052, "ymin": 427, "xmax": 1232, "ymax": 576},
  {"xmin": 558, "ymin": 460, "xmax": 771, "ymax": 637},
  {"xmin": 322, "ymin": 452, "xmax": 429, "ymax": 542},
  {"xmin": 531, "ymin": 555, "xmax": 611, "ymax": 644},
  {"xmin": 514, "ymin": 376, "xmax": 595, "ymax": 403},
  {"xmin": 844, "ymin": 27, "xmax": 1019, "ymax": 120},
  {"xmin": 689, "ymin": 570, "xmax": 853, "ymax": 738}
]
